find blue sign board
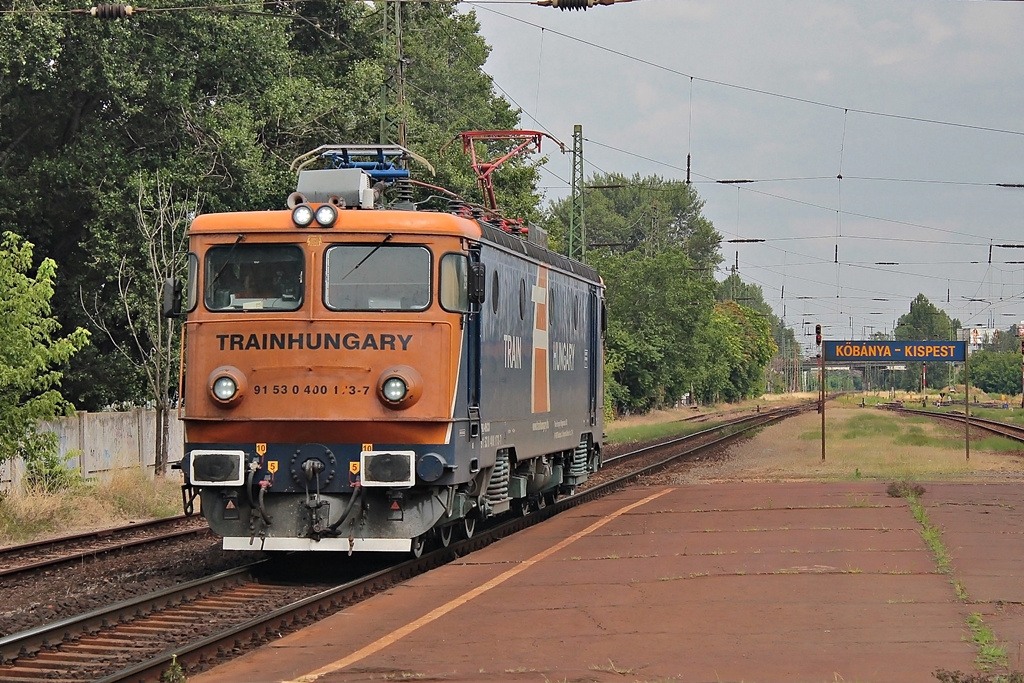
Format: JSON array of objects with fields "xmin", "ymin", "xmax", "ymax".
[{"xmin": 822, "ymin": 340, "xmax": 966, "ymax": 363}]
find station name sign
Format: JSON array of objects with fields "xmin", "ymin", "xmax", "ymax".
[{"xmin": 823, "ymin": 340, "xmax": 966, "ymax": 363}]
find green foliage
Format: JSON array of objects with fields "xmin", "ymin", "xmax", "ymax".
[
  {"xmin": 839, "ymin": 413, "xmax": 902, "ymax": 439},
  {"xmin": 547, "ymin": 172, "xmax": 784, "ymax": 413},
  {"xmin": 546, "ymin": 172, "xmax": 721, "ymax": 274},
  {"xmin": 590, "ymin": 247, "xmax": 716, "ymax": 413},
  {"xmin": 974, "ymin": 436, "xmax": 1024, "ymax": 453},
  {"xmin": 605, "ymin": 418, "xmax": 711, "ymax": 446},
  {"xmin": 23, "ymin": 435, "xmax": 83, "ymax": 494},
  {"xmin": 892, "ymin": 294, "xmax": 960, "ymax": 390},
  {"xmin": 161, "ymin": 655, "xmax": 187, "ymax": 683},
  {"xmin": 969, "ymin": 350, "xmax": 1022, "ymax": 396},
  {"xmin": 89, "ymin": 467, "xmax": 181, "ymax": 518},
  {"xmin": 1, "ymin": 0, "xmax": 531, "ymax": 410},
  {"xmin": 934, "ymin": 670, "xmax": 1024, "ymax": 683},
  {"xmin": 965, "ymin": 613, "xmax": 1009, "ymax": 670},
  {"xmin": 894, "ymin": 425, "xmax": 958, "ymax": 449},
  {"xmin": 718, "ymin": 273, "xmax": 798, "ymax": 393},
  {"xmin": 0, "ymin": 232, "xmax": 89, "ymax": 465}
]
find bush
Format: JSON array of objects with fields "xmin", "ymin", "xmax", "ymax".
[{"xmin": 22, "ymin": 433, "xmax": 83, "ymax": 494}]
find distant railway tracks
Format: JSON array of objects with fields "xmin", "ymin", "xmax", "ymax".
[
  {"xmin": 882, "ymin": 405, "xmax": 1024, "ymax": 446},
  {"xmin": 0, "ymin": 515, "xmax": 211, "ymax": 580},
  {"xmin": 0, "ymin": 404, "xmax": 810, "ymax": 682}
]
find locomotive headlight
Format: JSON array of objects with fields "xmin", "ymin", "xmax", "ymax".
[
  {"xmin": 376, "ymin": 365, "xmax": 423, "ymax": 410},
  {"xmin": 314, "ymin": 204, "xmax": 338, "ymax": 227},
  {"xmin": 382, "ymin": 377, "xmax": 407, "ymax": 403},
  {"xmin": 208, "ymin": 366, "xmax": 247, "ymax": 407},
  {"xmin": 213, "ymin": 376, "xmax": 238, "ymax": 400},
  {"xmin": 292, "ymin": 203, "xmax": 315, "ymax": 228}
]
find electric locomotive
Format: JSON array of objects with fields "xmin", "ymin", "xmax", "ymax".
[{"xmin": 167, "ymin": 145, "xmax": 605, "ymax": 555}]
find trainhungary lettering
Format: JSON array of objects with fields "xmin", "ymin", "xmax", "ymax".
[{"xmin": 217, "ymin": 332, "xmax": 412, "ymax": 351}]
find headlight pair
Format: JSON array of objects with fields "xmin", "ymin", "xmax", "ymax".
[{"xmin": 292, "ymin": 203, "xmax": 337, "ymax": 228}]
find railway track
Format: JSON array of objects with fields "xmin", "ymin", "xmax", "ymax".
[
  {"xmin": 882, "ymin": 405, "xmax": 1024, "ymax": 445},
  {"xmin": 0, "ymin": 515, "xmax": 211, "ymax": 580},
  {"xmin": 0, "ymin": 403, "xmax": 810, "ymax": 682}
]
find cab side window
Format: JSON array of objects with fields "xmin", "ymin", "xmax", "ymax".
[{"xmin": 439, "ymin": 253, "xmax": 469, "ymax": 313}]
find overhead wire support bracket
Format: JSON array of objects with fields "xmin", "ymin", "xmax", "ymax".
[{"xmin": 443, "ymin": 130, "xmax": 565, "ymax": 211}]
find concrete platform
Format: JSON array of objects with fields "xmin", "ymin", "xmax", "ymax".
[{"xmin": 192, "ymin": 481, "xmax": 1024, "ymax": 683}]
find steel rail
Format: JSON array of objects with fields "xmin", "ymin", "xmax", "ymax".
[
  {"xmin": 0, "ymin": 516, "xmax": 210, "ymax": 579},
  {"xmin": 1, "ymin": 515, "xmax": 190, "ymax": 555},
  {"xmin": 4, "ymin": 404, "xmax": 811, "ymax": 682},
  {"xmin": 0, "ymin": 563, "xmax": 264, "ymax": 665},
  {"xmin": 603, "ymin": 404, "xmax": 808, "ymax": 467},
  {"xmin": 882, "ymin": 405, "xmax": 1024, "ymax": 445}
]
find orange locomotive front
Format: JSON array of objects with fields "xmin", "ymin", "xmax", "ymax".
[{"xmin": 171, "ymin": 146, "xmax": 604, "ymax": 555}]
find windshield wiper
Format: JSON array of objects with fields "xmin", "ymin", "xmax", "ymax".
[
  {"xmin": 341, "ymin": 233, "xmax": 393, "ymax": 280},
  {"xmin": 210, "ymin": 234, "xmax": 246, "ymax": 286}
]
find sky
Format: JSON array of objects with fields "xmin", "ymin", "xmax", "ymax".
[{"xmin": 463, "ymin": 0, "xmax": 1024, "ymax": 355}]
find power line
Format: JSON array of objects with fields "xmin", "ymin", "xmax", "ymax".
[{"xmin": 469, "ymin": 2, "xmax": 1024, "ymax": 139}]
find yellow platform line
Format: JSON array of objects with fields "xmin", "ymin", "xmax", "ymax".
[{"xmin": 285, "ymin": 487, "xmax": 675, "ymax": 683}]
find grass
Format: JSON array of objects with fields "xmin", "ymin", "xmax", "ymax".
[
  {"xmin": 611, "ymin": 396, "xmax": 1024, "ymax": 483},
  {"xmin": 0, "ymin": 467, "xmax": 182, "ymax": 545},
  {"xmin": 745, "ymin": 406, "xmax": 1020, "ymax": 482},
  {"xmin": 975, "ymin": 436, "xmax": 1024, "ymax": 453},
  {"xmin": 589, "ymin": 659, "xmax": 635, "ymax": 675},
  {"xmin": 891, "ymin": 482, "xmax": 1013, "ymax": 676},
  {"xmin": 605, "ymin": 418, "xmax": 714, "ymax": 446}
]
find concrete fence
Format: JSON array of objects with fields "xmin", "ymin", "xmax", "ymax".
[{"xmin": 0, "ymin": 410, "xmax": 185, "ymax": 493}]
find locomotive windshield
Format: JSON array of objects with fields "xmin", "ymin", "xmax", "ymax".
[
  {"xmin": 324, "ymin": 244, "xmax": 431, "ymax": 311},
  {"xmin": 205, "ymin": 244, "xmax": 304, "ymax": 312}
]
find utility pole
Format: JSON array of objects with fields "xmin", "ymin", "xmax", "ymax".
[
  {"xmin": 379, "ymin": 1, "xmax": 407, "ymax": 148},
  {"xmin": 568, "ymin": 124, "xmax": 585, "ymax": 262}
]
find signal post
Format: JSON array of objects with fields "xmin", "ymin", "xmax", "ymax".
[{"xmin": 816, "ymin": 324, "xmax": 824, "ymax": 462}]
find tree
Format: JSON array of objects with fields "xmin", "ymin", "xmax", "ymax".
[
  {"xmin": 0, "ymin": 232, "xmax": 89, "ymax": 466},
  {"xmin": 717, "ymin": 273, "xmax": 797, "ymax": 393},
  {"xmin": 544, "ymin": 172, "xmax": 776, "ymax": 413},
  {"xmin": 83, "ymin": 174, "xmax": 194, "ymax": 473},
  {"xmin": 893, "ymin": 294, "xmax": 960, "ymax": 390},
  {"xmin": 0, "ymin": 0, "xmax": 534, "ymax": 412},
  {"xmin": 590, "ymin": 247, "xmax": 716, "ymax": 413},
  {"xmin": 692, "ymin": 301, "xmax": 777, "ymax": 403},
  {"xmin": 969, "ymin": 351, "xmax": 1021, "ymax": 397},
  {"xmin": 978, "ymin": 325, "xmax": 1021, "ymax": 353},
  {"xmin": 545, "ymin": 172, "xmax": 721, "ymax": 275}
]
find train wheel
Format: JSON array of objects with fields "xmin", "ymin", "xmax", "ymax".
[
  {"xmin": 462, "ymin": 515, "xmax": 476, "ymax": 539},
  {"xmin": 535, "ymin": 495, "xmax": 547, "ymax": 510},
  {"xmin": 439, "ymin": 524, "xmax": 453, "ymax": 548},
  {"xmin": 515, "ymin": 499, "xmax": 531, "ymax": 516},
  {"xmin": 410, "ymin": 534, "xmax": 426, "ymax": 558},
  {"xmin": 544, "ymin": 490, "xmax": 559, "ymax": 506}
]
